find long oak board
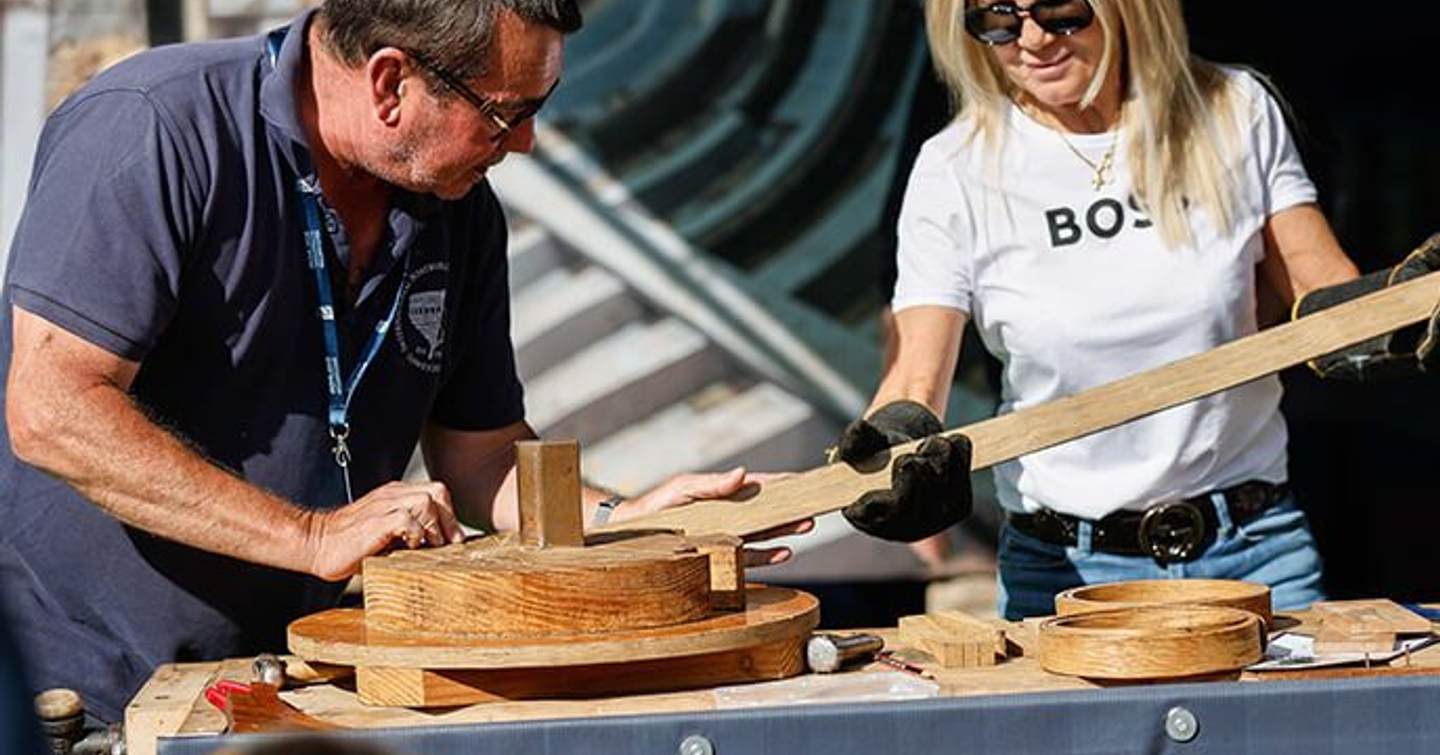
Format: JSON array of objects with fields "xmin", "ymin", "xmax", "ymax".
[{"xmin": 598, "ymin": 270, "xmax": 1440, "ymax": 540}]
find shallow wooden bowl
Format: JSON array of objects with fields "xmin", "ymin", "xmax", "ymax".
[
  {"xmin": 1054, "ymin": 579, "xmax": 1273, "ymax": 628},
  {"xmin": 1039, "ymin": 605, "xmax": 1264, "ymax": 680}
]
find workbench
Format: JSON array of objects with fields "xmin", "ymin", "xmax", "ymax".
[{"xmin": 127, "ymin": 608, "xmax": 1440, "ymax": 755}]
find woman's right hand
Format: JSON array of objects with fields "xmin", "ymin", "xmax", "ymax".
[{"xmin": 831, "ymin": 400, "xmax": 973, "ymax": 543}]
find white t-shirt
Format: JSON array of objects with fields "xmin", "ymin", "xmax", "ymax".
[{"xmin": 892, "ymin": 69, "xmax": 1316, "ymax": 520}]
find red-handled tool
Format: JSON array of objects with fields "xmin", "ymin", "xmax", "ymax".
[
  {"xmin": 203, "ymin": 677, "xmax": 336, "ymax": 734},
  {"xmin": 204, "ymin": 679, "xmax": 252, "ymax": 713}
]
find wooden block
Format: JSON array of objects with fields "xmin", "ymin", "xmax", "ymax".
[
  {"xmin": 354, "ymin": 637, "xmax": 806, "ymax": 707},
  {"xmin": 1311, "ymin": 599, "xmax": 1415, "ymax": 655},
  {"xmin": 1314, "ymin": 630, "xmax": 1396, "ymax": 655},
  {"xmin": 929, "ymin": 610, "xmax": 1008, "ymax": 657},
  {"xmin": 516, "ymin": 440, "xmax": 584, "ymax": 548},
  {"xmin": 899, "ymin": 613, "xmax": 998, "ymax": 668},
  {"xmin": 282, "ymin": 658, "xmax": 354, "ymax": 686},
  {"xmin": 1312, "ymin": 599, "xmax": 1432, "ymax": 635},
  {"xmin": 690, "ymin": 534, "xmax": 745, "ymax": 611}
]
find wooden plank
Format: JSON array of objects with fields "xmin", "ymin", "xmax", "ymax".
[
  {"xmin": 1311, "ymin": 599, "xmax": 1433, "ymax": 635},
  {"xmin": 1245, "ymin": 664, "xmax": 1440, "ymax": 682},
  {"xmin": 354, "ymin": 637, "xmax": 805, "ymax": 707},
  {"xmin": 172, "ymin": 658, "xmax": 251, "ymax": 738},
  {"xmin": 600, "ymin": 271, "xmax": 1440, "ymax": 540},
  {"xmin": 516, "ymin": 440, "xmax": 584, "ymax": 547},
  {"xmin": 124, "ymin": 661, "xmax": 222, "ymax": 755},
  {"xmin": 1310, "ymin": 599, "xmax": 1431, "ymax": 654},
  {"xmin": 1312, "ymin": 631, "xmax": 1397, "ymax": 654},
  {"xmin": 282, "ymin": 683, "xmax": 719, "ymax": 728},
  {"xmin": 153, "ymin": 608, "xmax": 1440, "ymax": 736}
]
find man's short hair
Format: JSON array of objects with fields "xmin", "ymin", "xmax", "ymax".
[{"xmin": 318, "ymin": 0, "xmax": 582, "ymax": 82}]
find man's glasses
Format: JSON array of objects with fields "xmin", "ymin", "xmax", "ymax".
[
  {"xmin": 963, "ymin": 0, "xmax": 1095, "ymax": 46},
  {"xmin": 403, "ymin": 49, "xmax": 559, "ymax": 143}
]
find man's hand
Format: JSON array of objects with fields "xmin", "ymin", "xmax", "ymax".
[
  {"xmin": 303, "ymin": 481, "xmax": 464, "ymax": 581},
  {"xmin": 833, "ymin": 400, "xmax": 972, "ymax": 542},
  {"xmin": 610, "ymin": 467, "xmax": 815, "ymax": 568},
  {"xmin": 1296, "ymin": 232, "xmax": 1440, "ymax": 380}
]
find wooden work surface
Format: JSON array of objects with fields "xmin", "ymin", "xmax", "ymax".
[{"xmin": 127, "ymin": 606, "xmax": 1440, "ymax": 755}]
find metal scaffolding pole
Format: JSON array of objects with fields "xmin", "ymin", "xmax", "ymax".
[{"xmin": 1, "ymin": 1, "xmax": 49, "ymax": 275}]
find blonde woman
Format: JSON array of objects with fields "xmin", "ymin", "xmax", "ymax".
[{"xmin": 829, "ymin": 0, "xmax": 1440, "ymax": 619}]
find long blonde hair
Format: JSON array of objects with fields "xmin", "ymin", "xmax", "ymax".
[{"xmin": 925, "ymin": 0, "xmax": 1242, "ymax": 247}]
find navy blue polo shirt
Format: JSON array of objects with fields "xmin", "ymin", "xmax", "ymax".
[{"xmin": 0, "ymin": 10, "xmax": 524, "ymax": 721}]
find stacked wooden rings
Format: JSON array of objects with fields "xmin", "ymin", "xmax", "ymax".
[
  {"xmin": 1039, "ymin": 580, "xmax": 1272, "ymax": 680},
  {"xmin": 1054, "ymin": 579, "xmax": 1274, "ymax": 628}
]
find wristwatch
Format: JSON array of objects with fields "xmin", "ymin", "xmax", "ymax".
[{"xmin": 591, "ymin": 494, "xmax": 625, "ymax": 526}]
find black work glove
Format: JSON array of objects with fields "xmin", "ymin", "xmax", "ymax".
[
  {"xmin": 831, "ymin": 400, "xmax": 972, "ymax": 542},
  {"xmin": 1294, "ymin": 233, "xmax": 1440, "ymax": 381}
]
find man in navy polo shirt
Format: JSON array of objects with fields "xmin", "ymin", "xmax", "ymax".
[{"xmin": 0, "ymin": 0, "xmax": 802, "ymax": 723}]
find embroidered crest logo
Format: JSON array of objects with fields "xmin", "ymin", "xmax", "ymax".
[
  {"xmin": 396, "ymin": 261, "xmax": 449, "ymax": 373},
  {"xmin": 408, "ymin": 291, "xmax": 445, "ymax": 359}
]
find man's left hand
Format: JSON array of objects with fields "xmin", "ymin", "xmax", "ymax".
[{"xmin": 611, "ymin": 467, "xmax": 814, "ymax": 568}]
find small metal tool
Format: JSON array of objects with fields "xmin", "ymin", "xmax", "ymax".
[
  {"xmin": 806, "ymin": 632, "xmax": 885, "ymax": 673},
  {"xmin": 875, "ymin": 650, "xmax": 935, "ymax": 679},
  {"xmin": 252, "ymin": 653, "xmax": 285, "ymax": 688}
]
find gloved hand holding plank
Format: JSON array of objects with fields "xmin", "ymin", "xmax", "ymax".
[
  {"xmin": 597, "ymin": 268, "xmax": 1440, "ymax": 541},
  {"xmin": 1295, "ymin": 233, "xmax": 1440, "ymax": 380}
]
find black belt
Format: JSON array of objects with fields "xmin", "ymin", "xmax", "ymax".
[{"xmin": 1007, "ymin": 480, "xmax": 1290, "ymax": 564}]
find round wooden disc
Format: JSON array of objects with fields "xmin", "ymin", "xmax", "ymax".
[
  {"xmin": 1039, "ymin": 605, "xmax": 1264, "ymax": 680},
  {"xmin": 1054, "ymin": 579, "xmax": 1273, "ymax": 627},
  {"xmin": 362, "ymin": 532, "xmax": 714, "ymax": 637},
  {"xmin": 290, "ymin": 585, "xmax": 819, "ymax": 670}
]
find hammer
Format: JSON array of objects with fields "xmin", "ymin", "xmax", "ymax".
[{"xmin": 806, "ymin": 632, "xmax": 885, "ymax": 673}]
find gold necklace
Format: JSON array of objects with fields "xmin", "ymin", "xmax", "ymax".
[{"xmin": 1057, "ymin": 130, "xmax": 1119, "ymax": 191}]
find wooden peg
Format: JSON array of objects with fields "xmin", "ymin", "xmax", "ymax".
[
  {"xmin": 515, "ymin": 440, "xmax": 584, "ymax": 548},
  {"xmin": 690, "ymin": 534, "xmax": 746, "ymax": 611}
]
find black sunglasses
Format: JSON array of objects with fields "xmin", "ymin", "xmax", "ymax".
[
  {"xmin": 403, "ymin": 49, "xmax": 559, "ymax": 143},
  {"xmin": 964, "ymin": 0, "xmax": 1095, "ymax": 46}
]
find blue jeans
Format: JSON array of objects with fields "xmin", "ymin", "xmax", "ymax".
[{"xmin": 996, "ymin": 494, "xmax": 1326, "ymax": 620}]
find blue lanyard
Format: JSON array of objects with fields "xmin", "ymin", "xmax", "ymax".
[
  {"xmin": 269, "ymin": 29, "xmax": 407, "ymax": 502},
  {"xmin": 296, "ymin": 180, "xmax": 408, "ymax": 502}
]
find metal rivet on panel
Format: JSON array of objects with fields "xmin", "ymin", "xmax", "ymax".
[
  {"xmin": 1165, "ymin": 706, "xmax": 1199, "ymax": 743},
  {"xmin": 679, "ymin": 733, "xmax": 716, "ymax": 755}
]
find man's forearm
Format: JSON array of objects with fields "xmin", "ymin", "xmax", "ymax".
[{"xmin": 10, "ymin": 380, "xmax": 317, "ymax": 574}]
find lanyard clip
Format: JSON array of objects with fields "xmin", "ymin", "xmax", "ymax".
[{"xmin": 329, "ymin": 424, "xmax": 352, "ymax": 469}]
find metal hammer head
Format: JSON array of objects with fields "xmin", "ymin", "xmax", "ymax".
[{"xmin": 806, "ymin": 632, "xmax": 885, "ymax": 673}]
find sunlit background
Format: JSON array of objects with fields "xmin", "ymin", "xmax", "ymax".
[{"xmin": 2, "ymin": 0, "xmax": 1437, "ymax": 628}]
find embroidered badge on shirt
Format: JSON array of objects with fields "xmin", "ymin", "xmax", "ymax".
[{"xmin": 396, "ymin": 261, "xmax": 449, "ymax": 373}]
